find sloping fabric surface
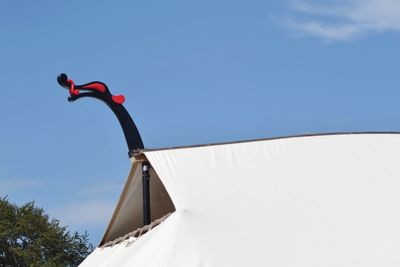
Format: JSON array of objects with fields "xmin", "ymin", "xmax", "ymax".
[
  {"xmin": 100, "ymin": 163, "xmax": 174, "ymax": 244},
  {"xmin": 81, "ymin": 133, "xmax": 400, "ymax": 266}
]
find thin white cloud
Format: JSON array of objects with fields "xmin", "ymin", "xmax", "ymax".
[
  {"xmin": 52, "ymin": 181, "xmax": 121, "ymax": 229},
  {"xmin": 54, "ymin": 200, "xmax": 115, "ymax": 227},
  {"xmin": 283, "ymin": 0, "xmax": 400, "ymax": 41},
  {"xmin": 79, "ymin": 182, "xmax": 121, "ymax": 197},
  {"xmin": 0, "ymin": 178, "xmax": 45, "ymax": 195}
]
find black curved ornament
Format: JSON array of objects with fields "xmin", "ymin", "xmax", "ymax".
[{"xmin": 57, "ymin": 73, "xmax": 144, "ymax": 157}]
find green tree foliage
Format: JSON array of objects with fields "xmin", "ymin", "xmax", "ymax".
[{"xmin": 0, "ymin": 197, "xmax": 93, "ymax": 267}]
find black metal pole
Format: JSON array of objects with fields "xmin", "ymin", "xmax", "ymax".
[{"xmin": 142, "ymin": 162, "xmax": 151, "ymax": 225}]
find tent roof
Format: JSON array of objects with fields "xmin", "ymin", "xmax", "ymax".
[
  {"xmin": 134, "ymin": 131, "xmax": 400, "ymax": 153},
  {"xmin": 82, "ymin": 132, "xmax": 400, "ymax": 266}
]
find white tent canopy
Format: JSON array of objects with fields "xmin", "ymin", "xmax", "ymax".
[{"xmin": 80, "ymin": 133, "xmax": 400, "ymax": 266}]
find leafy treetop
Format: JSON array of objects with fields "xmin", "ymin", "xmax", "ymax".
[{"xmin": 0, "ymin": 197, "xmax": 93, "ymax": 267}]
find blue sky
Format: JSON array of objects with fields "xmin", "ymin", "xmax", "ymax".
[{"xmin": 1, "ymin": 0, "xmax": 400, "ymax": 245}]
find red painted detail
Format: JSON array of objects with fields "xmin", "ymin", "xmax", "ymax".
[
  {"xmin": 67, "ymin": 79, "xmax": 79, "ymax": 96},
  {"xmin": 112, "ymin": 95, "xmax": 125, "ymax": 104},
  {"xmin": 82, "ymin": 83, "xmax": 106, "ymax": 93}
]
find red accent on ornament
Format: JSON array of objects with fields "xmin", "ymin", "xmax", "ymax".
[
  {"xmin": 67, "ymin": 79, "xmax": 79, "ymax": 96},
  {"xmin": 112, "ymin": 95, "xmax": 125, "ymax": 104},
  {"xmin": 82, "ymin": 83, "xmax": 106, "ymax": 93}
]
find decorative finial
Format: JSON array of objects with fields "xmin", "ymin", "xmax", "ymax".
[{"xmin": 57, "ymin": 73, "xmax": 144, "ymax": 157}]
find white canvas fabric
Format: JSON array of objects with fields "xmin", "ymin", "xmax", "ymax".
[
  {"xmin": 80, "ymin": 133, "xmax": 400, "ymax": 266},
  {"xmin": 101, "ymin": 162, "xmax": 175, "ymax": 244}
]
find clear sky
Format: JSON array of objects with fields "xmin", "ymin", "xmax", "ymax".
[{"xmin": 1, "ymin": 0, "xmax": 400, "ymax": 245}]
